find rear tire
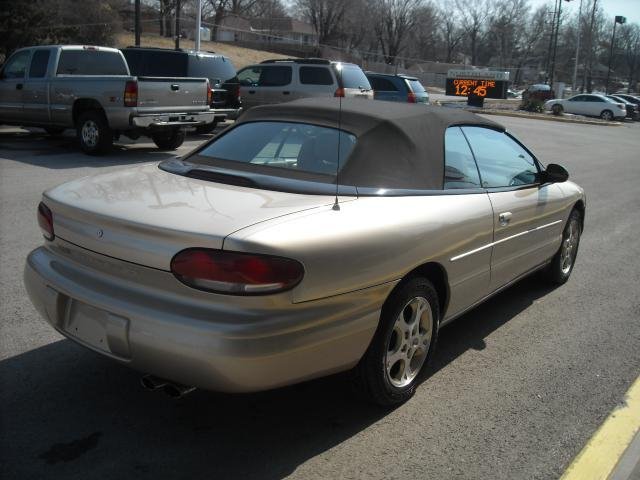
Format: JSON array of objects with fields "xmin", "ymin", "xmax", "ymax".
[
  {"xmin": 600, "ymin": 109, "xmax": 614, "ymax": 121},
  {"xmin": 552, "ymin": 104, "xmax": 563, "ymax": 115},
  {"xmin": 194, "ymin": 120, "xmax": 218, "ymax": 135},
  {"xmin": 76, "ymin": 111, "xmax": 113, "ymax": 155},
  {"xmin": 353, "ymin": 277, "xmax": 439, "ymax": 407},
  {"xmin": 544, "ymin": 209, "xmax": 582, "ymax": 285},
  {"xmin": 151, "ymin": 128, "xmax": 185, "ymax": 150}
]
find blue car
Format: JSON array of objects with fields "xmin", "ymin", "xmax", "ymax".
[{"xmin": 366, "ymin": 72, "xmax": 429, "ymax": 104}]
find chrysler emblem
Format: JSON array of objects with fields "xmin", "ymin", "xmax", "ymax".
[{"xmin": 96, "ymin": 229, "xmax": 103, "ymax": 238}]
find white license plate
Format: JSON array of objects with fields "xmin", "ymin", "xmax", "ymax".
[{"xmin": 64, "ymin": 300, "xmax": 111, "ymax": 353}]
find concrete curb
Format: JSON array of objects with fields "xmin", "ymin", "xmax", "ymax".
[
  {"xmin": 470, "ymin": 109, "xmax": 624, "ymax": 127},
  {"xmin": 434, "ymin": 100, "xmax": 624, "ymax": 126}
]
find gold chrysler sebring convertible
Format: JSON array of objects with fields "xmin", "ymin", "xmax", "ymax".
[{"xmin": 24, "ymin": 99, "xmax": 585, "ymax": 406}]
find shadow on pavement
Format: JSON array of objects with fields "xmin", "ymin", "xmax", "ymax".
[
  {"xmin": 0, "ymin": 129, "xmax": 214, "ymax": 169},
  {"xmin": 0, "ymin": 275, "xmax": 554, "ymax": 479}
]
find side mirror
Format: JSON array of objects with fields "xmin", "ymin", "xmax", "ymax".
[{"xmin": 543, "ymin": 163, "xmax": 569, "ymax": 183}]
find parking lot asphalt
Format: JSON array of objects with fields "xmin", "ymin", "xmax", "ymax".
[{"xmin": 1, "ymin": 118, "xmax": 640, "ymax": 480}]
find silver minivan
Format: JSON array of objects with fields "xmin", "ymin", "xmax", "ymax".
[{"xmin": 237, "ymin": 58, "xmax": 373, "ymax": 110}]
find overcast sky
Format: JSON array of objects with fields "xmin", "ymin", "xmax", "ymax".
[{"xmin": 527, "ymin": 0, "xmax": 640, "ymax": 24}]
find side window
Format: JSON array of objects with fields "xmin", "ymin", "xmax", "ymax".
[
  {"xmin": 29, "ymin": 50, "xmax": 50, "ymax": 78},
  {"xmin": 1, "ymin": 50, "xmax": 30, "ymax": 79},
  {"xmin": 590, "ymin": 96, "xmax": 604, "ymax": 102},
  {"xmin": 238, "ymin": 66, "xmax": 261, "ymax": 86},
  {"xmin": 258, "ymin": 66, "xmax": 292, "ymax": 87},
  {"xmin": 444, "ymin": 127, "xmax": 481, "ymax": 189},
  {"xmin": 461, "ymin": 127, "xmax": 539, "ymax": 188},
  {"xmin": 299, "ymin": 67, "xmax": 333, "ymax": 85},
  {"xmin": 369, "ymin": 77, "xmax": 398, "ymax": 91},
  {"xmin": 569, "ymin": 96, "xmax": 584, "ymax": 102}
]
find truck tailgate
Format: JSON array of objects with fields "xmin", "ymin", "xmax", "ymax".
[{"xmin": 136, "ymin": 77, "xmax": 209, "ymax": 113}]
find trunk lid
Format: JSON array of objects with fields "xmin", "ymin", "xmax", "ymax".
[
  {"xmin": 44, "ymin": 163, "xmax": 335, "ymax": 271},
  {"xmin": 136, "ymin": 77, "xmax": 210, "ymax": 113}
]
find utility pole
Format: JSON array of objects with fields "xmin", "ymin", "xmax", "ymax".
[
  {"xmin": 583, "ymin": 0, "xmax": 598, "ymax": 92},
  {"xmin": 175, "ymin": 0, "xmax": 181, "ymax": 50},
  {"xmin": 134, "ymin": 0, "xmax": 141, "ymax": 46},
  {"xmin": 195, "ymin": 0, "xmax": 202, "ymax": 51},
  {"xmin": 572, "ymin": 0, "xmax": 583, "ymax": 92},
  {"xmin": 550, "ymin": 0, "xmax": 570, "ymax": 89},
  {"xmin": 545, "ymin": 0, "xmax": 559, "ymax": 83},
  {"xmin": 605, "ymin": 15, "xmax": 626, "ymax": 93}
]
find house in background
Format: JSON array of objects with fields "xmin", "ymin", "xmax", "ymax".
[{"xmin": 249, "ymin": 17, "xmax": 318, "ymax": 46}]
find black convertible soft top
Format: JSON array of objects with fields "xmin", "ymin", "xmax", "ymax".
[{"xmin": 237, "ymin": 97, "xmax": 504, "ymax": 190}]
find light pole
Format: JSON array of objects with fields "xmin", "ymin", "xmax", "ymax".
[
  {"xmin": 605, "ymin": 15, "xmax": 626, "ymax": 94},
  {"xmin": 195, "ymin": 0, "xmax": 202, "ymax": 52},
  {"xmin": 571, "ymin": 0, "xmax": 583, "ymax": 92},
  {"xmin": 134, "ymin": 0, "xmax": 141, "ymax": 46},
  {"xmin": 175, "ymin": 0, "xmax": 181, "ymax": 50}
]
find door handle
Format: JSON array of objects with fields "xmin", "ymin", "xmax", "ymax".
[
  {"xmin": 16, "ymin": 83, "xmax": 23, "ymax": 90},
  {"xmin": 170, "ymin": 84, "xmax": 180, "ymax": 91},
  {"xmin": 248, "ymin": 90, "xmax": 256, "ymax": 94},
  {"xmin": 498, "ymin": 212, "xmax": 512, "ymax": 226},
  {"xmin": 282, "ymin": 91, "xmax": 290, "ymax": 95}
]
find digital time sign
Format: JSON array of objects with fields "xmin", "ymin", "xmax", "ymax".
[{"xmin": 445, "ymin": 70, "xmax": 509, "ymax": 100}]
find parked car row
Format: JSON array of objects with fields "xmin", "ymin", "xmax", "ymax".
[
  {"xmin": 544, "ymin": 93, "xmax": 640, "ymax": 121},
  {"xmin": 1, "ymin": 46, "xmax": 431, "ymax": 155}
]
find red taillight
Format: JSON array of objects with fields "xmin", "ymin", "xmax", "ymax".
[
  {"xmin": 124, "ymin": 80, "xmax": 138, "ymax": 107},
  {"xmin": 37, "ymin": 202, "xmax": 54, "ymax": 241},
  {"xmin": 407, "ymin": 92, "xmax": 417, "ymax": 103},
  {"xmin": 206, "ymin": 80, "xmax": 212, "ymax": 105},
  {"xmin": 334, "ymin": 87, "xmax": 345, "ymax": 98},
  {"xmin": 234, "ymin": 84, "xmax": 241, "ymax": 100},
  {"xmin": 170, "ymin": 249, "xmax": 304, "ymax": 295}
]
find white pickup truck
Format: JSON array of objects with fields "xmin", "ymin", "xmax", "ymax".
[{"xmin": 0, "ymin": 45, "xmax": 215, "ymax": 155}]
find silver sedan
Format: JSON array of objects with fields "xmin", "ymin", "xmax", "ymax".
[{"xmin": 24, "ymin": 99, "xmax": 585, "ymax": 406}]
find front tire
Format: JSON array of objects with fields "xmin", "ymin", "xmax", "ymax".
[
  {"xmin": 151, "ymin": 128, "xmax": 185, "ymax": 150},
  {"xmin": 353, "ymin": 277, "xmax": 439, "ymax": 407},
  {"xmin": 552, "ymin": 104, "xmax": 563, "ymax": 115},
  {"xmin": 76, "ymin": 111, "xmax": 113, "ymax": 155},
  {"xmin": 545, "ymin": 209, "xmax": 582, "ymax": 284},
  {"xmin": 600, "ymin": 109, "xmax": 614, "ymax": 121}
]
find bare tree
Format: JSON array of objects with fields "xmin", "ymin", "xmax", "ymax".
[
  {"xmin": 408, "ymin": 1, "xmax": 439, "ymax": 63},
  {"xmin": 617, "ymin": 23, "xmax": 640, "ymax": 92},
  {"xmin": 438, "ymin": 1, "xmax": 464, "ymax": 63},
  {"xmin": 455, "ymin": 0, "xmax": 490, "ymax": 65},
  {"xmin": 373, "ymin": 0, "xmax": 422, "ymax": 65},
  {"xmin": 296, "ymin": 0, "xmax": 348, "ymax": 45}
]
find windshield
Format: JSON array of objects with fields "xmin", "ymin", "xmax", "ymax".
[{"xmin": 190, "ymin": 121, "xmax": 357, "ymax": 178}]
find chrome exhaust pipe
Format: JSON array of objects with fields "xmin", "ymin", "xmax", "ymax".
[
  {"xmin": 162, "ymin": 383, "xmax": 196, "ymax": 399},
  {"xmin": 140, "ymin": 374, "xmax": 167, "ymax": 391}
]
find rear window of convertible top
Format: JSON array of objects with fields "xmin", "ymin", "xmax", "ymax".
[{"xmin": 189, "ymin": 121, "xmax": 357, "ymax": 179}]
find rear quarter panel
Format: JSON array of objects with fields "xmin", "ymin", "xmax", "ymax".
[{"xmin": 224, "ymin": 193, "xmax": 495, "ymax": 319}]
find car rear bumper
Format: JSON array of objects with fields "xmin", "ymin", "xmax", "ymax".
[
  {"xmin": 131, "ymin": 111, "xmax": 216, "ymax": 128},
  {"xmin": 24, "ymin": 246, "xmax": 387, "ymax": 393}
]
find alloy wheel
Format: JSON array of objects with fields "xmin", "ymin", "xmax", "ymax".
[
  {"xmin": 561, "ymin": 218, "xmax": 580, "ymax": 274},
  {"xmin": 385, "ymin": 296, "xmax": 433, "ymax": 388}
]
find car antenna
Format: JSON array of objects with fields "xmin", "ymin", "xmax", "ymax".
[{"xmin": 332, "ymin": 63, "xmax": 343, "ymax": 211}]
